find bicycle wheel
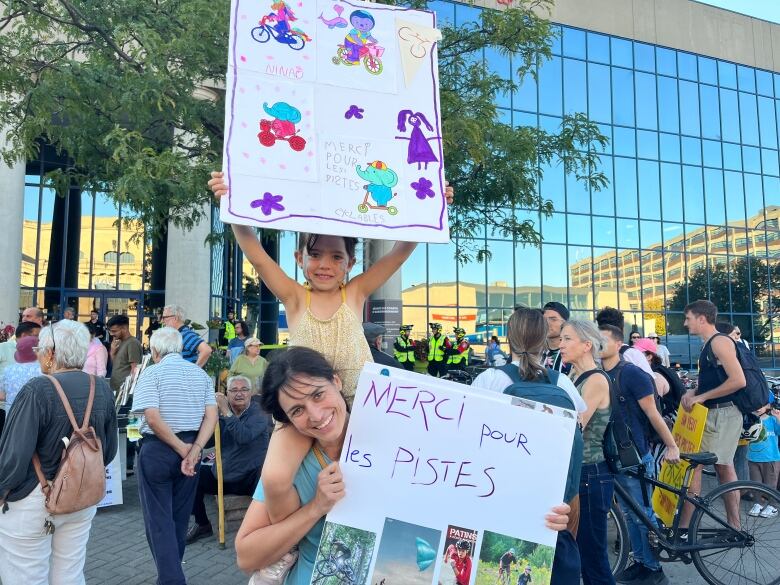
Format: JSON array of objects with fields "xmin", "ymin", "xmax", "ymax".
[
  {"xmin": 607, "ymin": 498, "xmax": 630, "ymax": 578},
  {"xmin": 690, "ymin": 481, "xmax": 780, "ymax": 585},
  {"xmin": 251, "ymin": 26, "xmax": 270, "ymax": 43},
  {"xmin": 289, "ymin": 34, "xmax": 305, "ymax": 51}
]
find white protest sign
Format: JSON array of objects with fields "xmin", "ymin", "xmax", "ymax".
[
  {"xmin": 221, "ymin": 0, "xmax": 449, "ymax": 243},
  {"xmin": 98, "ymin": 435, "xmax": 123, "ymax": 508},
  {"xmin": 309, "ymin": 363, "xmax": 575, "ymax": 585}
]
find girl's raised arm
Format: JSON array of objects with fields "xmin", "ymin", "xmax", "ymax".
[{"xmin": 209, "ymin": 172, "xmax": 300, "ymax": 307}]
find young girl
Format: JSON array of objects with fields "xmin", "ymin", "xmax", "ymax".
[
  {"xmin": 747, "ymin": 400, "xmax": 780, "ymax": 518},
  {"xmin": 209, "ymin": 171, "xmax": 451, "ymax": 523}
]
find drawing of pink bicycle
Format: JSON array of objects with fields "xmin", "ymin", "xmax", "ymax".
[
  {"xmin": 258, "ymin": 119, "xmax": 307, "ymax": 151},
  {"xmin": 332, "ymin": 43, "xmax": 384, "ymax": 75}
]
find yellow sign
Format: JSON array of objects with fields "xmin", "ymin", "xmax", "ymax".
[{"xmin": 651, "ymin": 403, "xmax": 708, "ymax": 526}]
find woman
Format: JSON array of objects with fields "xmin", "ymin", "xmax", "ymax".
[
  {"xmin": 485, "ymin": 335, "xmax": 508, "ymax": 367},
  {"xmin": 558, "ymin": 320, "xmax": 613, "ymax": 585},
  {"xmin": 235, "ymin": 347, "xmax": 571, "ymax": 584},
  {"xmin": 230, "ymin": 337, "xmax": 268, "ymax": 391},
  {"xmin": 0, "ymin": 319, "xmax": 118, "ymax": 585},
  {"xmin": 472, "ymin": 308, "xmax": 585, "ymax": 585},
  {"xmin": 83, "ymin": 322, "xmax": 108, "ymax": 377},
  {"xmin": 228, "ymin": 320, "xmax": 250, "ymax": 363}
]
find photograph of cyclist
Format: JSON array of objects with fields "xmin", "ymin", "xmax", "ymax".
[
  {"xmin": 475, "ymin": 531, "xmax": 553, "ymax": 585},
  {"xmin": 497, "ymin": 548, "xmax": 517, "ymax": 584},
  {"xmin": 438, "ymin": 525, "xmax": 477, "ymax": 585},
  {"xmin": 517, "ymin": 566, "xmax": 532, "ymax": 585},
  {"xmin": 311, "ymin": 521, "xmax": 376, "ymax": 585}
]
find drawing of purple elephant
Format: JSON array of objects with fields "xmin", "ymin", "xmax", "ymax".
[{"xmin": 396, "ymin": 109, "xmax": 439, "ymax": 170}]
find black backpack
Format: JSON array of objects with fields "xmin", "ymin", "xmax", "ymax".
[
  {"xmin": 705, "ymin": 334, "xmax": 768, "ymax": 415},
  {"xmin": 499, "ymin": 365, "xmax": 583, "ymax": 503},
  {"xmin": 653, "ymin": 363, "xmax": 685, "ymax": 418}
]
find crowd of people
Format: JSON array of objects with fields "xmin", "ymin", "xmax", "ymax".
[{"xmin": 0, "ymin": 170, "xmax": 775, "ymax": 585}]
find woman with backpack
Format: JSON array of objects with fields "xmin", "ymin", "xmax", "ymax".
[
  {"xmin": 558, "ymin": 319, "xmax": 615, "ymax": 585},
  {"xmin": 472, "ymin": 308, "xmax": 586, "ymax": 585}
]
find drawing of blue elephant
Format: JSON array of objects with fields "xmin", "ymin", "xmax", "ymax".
[{"xmin": 355, "ymin": 160, "xmax": 398, "ymax": 208}]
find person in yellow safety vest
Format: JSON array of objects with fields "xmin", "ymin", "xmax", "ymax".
[
  {"xmin": 394, "ymin": 325, "xmax": 416, "ymax": 371},
  {"xmin": 447, "ymin": 327, "xmax": 470, "ymax": 370},
  {"xmin": 427, "ymin": 322, "xmax": 451, "ymax": 377},
  {"xmin": 220, "ymin": 311, "xmax": 237, "ymax": 349}
]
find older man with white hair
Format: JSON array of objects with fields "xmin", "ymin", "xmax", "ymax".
[
  {"xmin": 132, "ymin": 326, "xmax": 218, "ymax": 585},
  {"xmin": 160, "ymin": 304, "xmax": 212, "ymax": 367}
]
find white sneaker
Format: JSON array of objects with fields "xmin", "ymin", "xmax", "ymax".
[
  {"xmin": 759, "ymin": 505, "xmax": 778, "ymax": 518},
  {"xmin": 748, "ymin": 503, "xmax": 763, "ymax": 517}
]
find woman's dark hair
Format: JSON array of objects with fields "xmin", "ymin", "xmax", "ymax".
[
  {"xmin": 491, "ymin": 335, "xmax": 499, "ymax": 344},
  {"xmin": 235, "ymin": 319, "xmax": 249, "ymax": 338},
  {"xmin": 260, "ymin": 347, "xmax": 337, "ymax": 424},
  {"xmin": 297, "ymin": 233, "xmax": 358, "ymax": 260},
  {"xmin": 506, "ymin": 308, "xmax": 546, "ymax": 381},
  {"xmin": 715, "ymin": 321, "xmax": 735, "ymax": 336},
  {"xmin": 648, "ymin": 353, "xmax": 662, "ymax": 367}
]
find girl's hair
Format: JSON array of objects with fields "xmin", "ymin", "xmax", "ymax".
[
  {"xmin": 715, "ymin": 321, "xmax": 735, "ymax": 335},
  {"xmin": 506, "ymin": 308, "xmax": 547, "ymax": 381},
  {"xmin": 491, "ymin": 335, "xmax": 499, "ymax": 344},
  {"xmin": 297, "ymin": 233, "xmax": 358, "ymax": 260},
  {"xmin": 647, "ymin": 353, "xmax": 662, "ymax": 367},
  {"xmin": 561, "ymin": 320, "xmax": 604, "ymax": 363},
  {"xmin": 260, "ymin": 346, "xmax": 337, "ymax": 424}
]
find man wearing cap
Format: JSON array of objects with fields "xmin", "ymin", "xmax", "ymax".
[
  {"xmin": 363, "ymin": 322, "xmax": 401, "ymax": 368},
  {"xmin": 541, "ymin": 301, "xmax": 571, "ymax": 375},
  {"xmin": 446, "ymin": 327, "xmax": 470, "ymax": 371},
  {"xmin": 427, "ymin": 322, "xmax": 451, "ymax": 377},
  {"xmin": 649, "ymin": 334, "xmax": 671, "ymax": 368},
  {"xmin": 393, "ymin": 325, "xmax": 416, "ymax": 371}
]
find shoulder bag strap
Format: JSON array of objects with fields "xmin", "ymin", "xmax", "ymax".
[
  {"xmin": 45, "ymin": 374, "xmax": 95, "ymax": 432},
  {"xmin": 312, "ymin": 445, "xmax": 328, "ymax": 469}
]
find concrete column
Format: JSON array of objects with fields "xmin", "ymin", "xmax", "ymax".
[
  {"xmin": 165, "ymin": 202, "xmax": 212, "ymax": 326},
  {"xmin": 0, "ymin": 130, "xmax": 26, "ymax": 327},
  {"xmin": 364, "ymin": 239, "xmax": 404, "ymax": 352}
]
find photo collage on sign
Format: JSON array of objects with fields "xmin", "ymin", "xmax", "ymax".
[{"xmin": 223, "ymin": 0, "xmax": 448, "ymax": 242}]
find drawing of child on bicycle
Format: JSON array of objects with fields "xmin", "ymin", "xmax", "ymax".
[
  {"xmin": 267, "ymin": 1, "xmax": 296, "ymax": 36},
  {"xmin": 344, "ymin": 10, "xmax": 378, "ymax": 64}
]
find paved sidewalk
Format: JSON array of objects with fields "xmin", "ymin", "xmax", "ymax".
[{"xmin": 84, "ymin": 474, "xmax": 247, "ymax": 585}]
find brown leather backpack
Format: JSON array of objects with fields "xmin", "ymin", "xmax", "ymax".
[{"xmin": 32, "ymin": 374, "xmax": 106, "ymax": 515}]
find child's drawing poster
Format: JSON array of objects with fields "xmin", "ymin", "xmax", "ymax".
[{"xmin": 222, "ymin": 0, "xmax": 449, "ymax": 243}]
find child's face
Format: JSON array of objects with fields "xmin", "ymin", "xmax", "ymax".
[
  {"xmin": 457, "ymin": 549, "xmax": 468, "ymax": 559},
  {"xmin": 295, "ymin": 235, "xmax": 355, "ymax": 291},
  {"xmin": 352, "ymin": 15, "xmax": 374, "ymax": 32}
]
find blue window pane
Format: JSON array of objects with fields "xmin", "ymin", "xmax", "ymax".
[
  {"xmin": 562, "ymin": 27, "xmax": 585, "ymax": 59},
  {"xmin": 634, "ymin": 42, "xmax": 655, "ymax": 72},
  {"xmin": 724, "ymin": 171, "xmax": 746, "ymax": 226},
  {"xmin": 567, "ymin": 213, "xmax": 592, "ymax": 245},
  {"xmin": 567, "ymin": 171, "xmax": 590, "ymax": 214},
  {"xmin": 540, "ymin": 162, "xmax": 564, "ymax": 209},
  {"xmin": 683, "ymin": 165, "xmax": 705, "ymax": 224},
  {"xmin": 429, "ymin": 0, "xmax": 455, "ymax": 26},
  {"xmin": 587, "ymin": 32, "xmax": 609, "ymax": 64},
  {"xmin": 758, "ymin": 97, "xmax": 778, "ymax": 148},
  {"xmin": 660, "ymin": 133, "xmax": 680, "ymax": 163},
  {"xmin": 613, "ymin": 127, "xmax": 636, "ymax": 157},
  {"xmin": 640, "ymin": 220, "xmax": 662, "ymax": 249},
  {"xmin": 739, "ymin": 92, "xmax": 759, "ymax": 146},
  {"xmin": 661, "ymin": 163, "xmax": 683, "ymax": 222},
  {"xmin": 718, "ymin": 61, "xmax": 737, "ymax": 89},
  {"xmin": 538, "ymin": 56, "xmax": 562, "ymax": 116},
  {"xmin": 775, "ymin": 74, "xmax": 780, "ymax": 98},
  {"xmin": 682, "ymin": 137, "xmax": 702, "ymax": 165},
  {"xmin": 638, "ymin": 130, "xmax": 659, "ymax": 159},
  {"xmin": 616, "ymin": 218, "xmax": 639, "ymax": 248},
  {"xmin": 702, "ymin": 140, "xmax": 722, "ymax": 167},
  {"xmin": 658, "ymin": 76, "xmax": 679, "ymax": 133},
  {"xmin": 541, "ymin": 212, "xmax": 565, "ymax": 242},
  {"xmin": 615, "ymin": 157, "xmax": 638, "ymax": 217},
  {"xmin": 598, "ymin": 123, "xmax": 613, "ymax": 155},
  {"xmin": 635, "ymin": 72, "xmax": 657, "ymax": 130},
  {"xmin": 722, "ymin": 143, "xmax": 742, "ymax": 171},
  {"xmin": 762, "ymin": 148, "xmax": 780, "ymax": 176},
  {"xmin": 588, "ymin": 63, "xmax": 611, "ymax": 123},
  {"xmin": 539, "ymin": 115, "xmax": 561, "ymax": 134},
  {"xmin": 678, "ymin": 52, "xmax": 697, "ymax": 81},
  {"xmin": 656, "ymin": 48, "xmax": 677, "ymax": 77},
  {"xmin": 612, "ymin": 67, "xmax": 635, "ymax": 126},
  {"xmin": 515, "ymin": 70, "xmax": 537, "ymax": 112},
  {"xmin": 455, "ymin": 3, "xmax": 481, "ymax": 25},
  {"xmin": 678, "ymin": 80, "xmax": 700, "ymax": 137},
  {"xmin": 563, "ymin": 58, "xmax": 586, "ymax": 114},
  {"xmin": 514, "ymin": 111, "xmax": 536, "ymax": 128},
  {"xmin": 737, "ymin": 65, "xmax": 756, "ymax": 93},
  {"xmin": 550, "ymin": 25, "xmax": 562, "ymax": 55},
  {"xmin": 704, "ymin": 168, "xmax": 726, "ymax": 225},
  {"xmin": 497, "ymin": 108, "xmax": 511, "ymax": 126},
  {"xmin": 592, "ymin": 216, "xmax": 616, "ymax": 246},
  {"xmin": 700, "ymin": 85, "xmax": 720, "ymax": 139},
  {"xmin": 699, "ymin": 57, "xmax": 717, "ymax": 85},
  {"xmin": 592, "ymin": 156, "xmax": 614, "ymax": 216},
  {"xmin": 611, "ymin": 38, "xmax": 632, "ymax": 68},
  {"xmin": 756, "ymin": 70, "xmax": 773, "ymax": 97},
  {"xmin": 638, "ymin": 160, "xmax": 661, "ymax": 220},
  {"xmin": 742, "ymin": 146, "xmax": 761, "ymax": 174},
  {"xmin": 719, "ymin": 89, "xmax": 740, "ymax": 143},
  {"xmin": 744, "ymin": 173, "xmax": 764, "ymax": 218}
]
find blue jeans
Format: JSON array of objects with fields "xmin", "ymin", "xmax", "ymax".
[
  {"xmin": 577, "ymin": 461, "xmax": 616, "ymax": 585},
  {"xmin": 615, "ymin": 452, "xmax": 660, "ymax": 570}
]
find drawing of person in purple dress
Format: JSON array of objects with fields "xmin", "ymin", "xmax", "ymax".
[{"xmin": 396, "ymin": 109, "xmax": 439, "ymax": 170}]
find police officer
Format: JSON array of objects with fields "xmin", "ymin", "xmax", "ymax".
[
  {"xmin": 447, "ymin": 327, "xmax": 470, "ymax": 371},
  {"xmin": 393, "ymin": 325, "xmax": 416, "ymax": 371},
  {"xmin": 427, "ymin": 322, "xmax": 450, "ymax": 377}
]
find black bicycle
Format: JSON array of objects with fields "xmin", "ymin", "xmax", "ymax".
[{"xmin": 607, "ymin": 452, "xmax": 780, "ymax": 585}]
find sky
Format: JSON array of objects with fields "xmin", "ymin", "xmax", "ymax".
[{"xmin": 695, "ymin": 0, "xmax": 780, "ymax": 24}]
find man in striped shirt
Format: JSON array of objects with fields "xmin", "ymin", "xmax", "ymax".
[
  {"xmin": 160, "ymin": 304, "xmax": 212, "ymax": 367},
  {"xmin": 133, "ymin": 327, "xmax": 218, "ymax": 585}
]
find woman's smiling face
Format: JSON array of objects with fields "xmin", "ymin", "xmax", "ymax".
[{"xmin": 278, "ymin": 374, "xmax": 348, "ymax": 443}]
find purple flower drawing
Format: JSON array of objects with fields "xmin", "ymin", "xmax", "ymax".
[
  {"xmin": 251, "ymin": 192, "xmax": 285, "ymax": 216},
  {"xmin": 411, "ymin": 177, "xmax": 435, "ymax": 200}
]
